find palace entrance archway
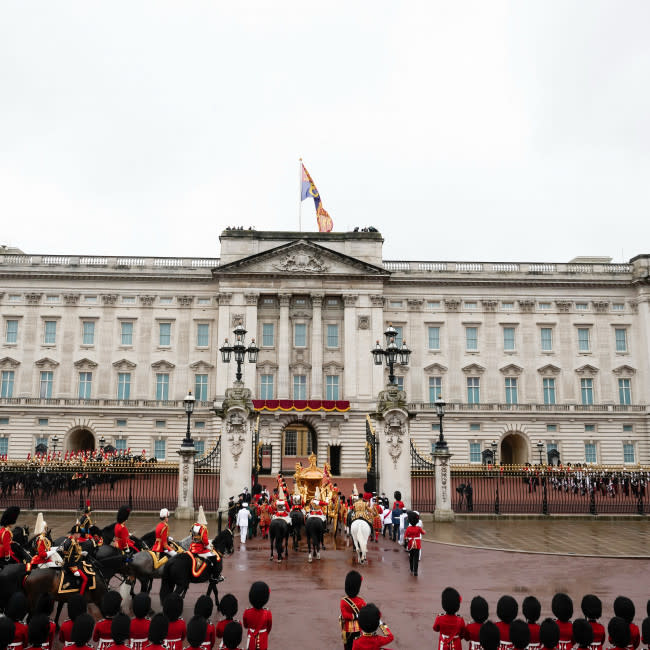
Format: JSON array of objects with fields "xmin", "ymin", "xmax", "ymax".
[
  {"xmin": 500, "ymin": 433, "xmax": 528, "ymax": 465},
  {"xmin": 281, "ymin": 423, "xmax": 317, "ymax": 473},
  {"xmin": 67, "ymin": 428, "xmax": 96, "ymax": 452}
]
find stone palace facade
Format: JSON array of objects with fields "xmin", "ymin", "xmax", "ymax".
[{"xmin": 1, "ymin": 229, "xmax": 649, "ymax": 474}]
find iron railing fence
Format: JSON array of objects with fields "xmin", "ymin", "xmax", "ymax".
[{"xmin": 410, "ymin": 442, "xmax": 436, "ymax": 512}]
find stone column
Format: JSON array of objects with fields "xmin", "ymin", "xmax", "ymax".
[
  {"xmin": 343, "ymin": 294, "xmax": 358, "ymax": 400},
  {"xmin": 244, "ymin": 293, "xmax": 259, "ymax": 388},
  {"xmin": 278, "ymin": 293, "xmax": 291, "ymax": 399},
  {"xmin": 433, "ymin": 447, "xmax": 454, "ymax": 521},
  {"xmin": 175, "ymin": 443, "xmax": 197, "ymax": 519},
  {"xmin": 310, "ymin": 294, "xmax": 324, "ymax": 398}
]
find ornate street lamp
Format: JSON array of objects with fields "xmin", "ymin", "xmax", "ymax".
[
  {"xmin": 370, "ymin": 324, "xmax": 411, "ymax": 385},
  {"xmin": 491, "ymin": 440, "xmax": 498, "ymax": 464},
  {"xmin": 537, "ymin": 440, "xmax": 544, "ymax": 465},
  {"xmin": 434, "ymin": 397, "xmax": 448, "ymax": 451},
  {"xmin": 220, "ymin": 323, "xmax": 259, "ymax": 382},
  {"xmin": 183, "ymin": 390, "xmax": 195, "ymax": 448},
  {"xmin": 99, "ymin": 436, "xmax": 106, "ymax": 452},
  {"xmin": 51, "ymin": 435, "xmax": 59, "ymax": 455}
]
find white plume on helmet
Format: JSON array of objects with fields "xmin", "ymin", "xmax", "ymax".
[
  {"xmin": 197, "ymin": 505, "xmax": 208, "ymax": 526},
  {"xmin": 34, "ymin": 512, "xmax": 47, "ymax": 536},
  {"xmin": 159, "ymin": 508, "xmax": 169, "ymax": 519}
]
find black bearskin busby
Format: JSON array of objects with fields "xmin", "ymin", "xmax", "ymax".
[
  {"xmin": 479, "ymin": 621, "xmax": 501, "ymax": 650},
  {"xmin": 613, "ymin": 596, "xmax": 635, "ymax": 623},
  {"xmin": 407, "ymin": 511, "xmax": 419, "ymax": 526},
  {"xmin": 27, "ymin": 614, "xmax": 50, "ymax": 648},
  {"xmin": 523, "ymin": 596, "xmax": 541, "ymax": 624},
  {"xmin": 345, "ymin": 571, "xmax": 362, "ymax": 598},
  {"xmin": 581, "ymin": 595, "xmax": 602, "ymax": 621},
  {"xmin": 394, "ymin": 491, "xmax": 401, "ymax": 501},
  {"xmin": 111, "ymin": 613, "xmax": 131, "ymax": 646},
  {"xmin": 116, "ymin": 505, "xmax": 131, "ymax": 524},
  {"xmin": 222, "ymin": 621, "xmax": 243, "ymax": 650},
  {"xmin": 358, "ymin": 603, "xmax": 381, "ymax": 634},
  {"xmin": 67, "ymin": 594, "xmax": 87, "ymax": 621},
  {"xmin": 470, "ymin": 596, "xmax": 489, "ymax": 624},
  {"xmin": 217, "ymin": 594, "xmax": 238, "ymax": 619},
  {"xmin": 148, "ymin": 614, "xmax": 169, "ymax": 645},
  {"xmin": 163, "ymin": 593, "xmax": 183, "ymax": 623},
  {"xmin": 363, "ymin": 482, "xmax": 371, "ymax": 493},
  {"xmin": 194, "ymin": 595, "xmax": 214, "ymax": 620},
  {"xmin": 0, "ymin": 616, "xmax": 15, "ymax": 650},
  {"xmin": 497, "ymin": 595, "xmax": 519, "ymax": 624},
  {"xmin": 0, "ymin": 507, "xmax": 20, "ymax": 528},
  {"xmin": 540, "ymin": 618, "xmax": 561, "ymax": 650},
  {"xmin": 510, "ymin": 620, "xmax": 531, "ymax": 650},
  {"xmin": 641, "ymin": 617, "xmax": 650, "ymax": 645},
  {"xmin": 608, "ymin": 617, "xmax": 631, "ymax": 649},
  {"xmin": 72, "ymin": 613, "xmax": 95, "ymax": 648},
  {"xmin": 248, "ymin": 581, "xmax": 270, "ymax": 609},
  {"xmin": 133, "ymin": 593, "xmax": 151, "ymax": 619},
  {"xmin": 573, "ymin": 618, "xmax": 594, "ymax": 648},
  {"xmin": 186, "ymin": 616, "xmax": 207, "ymax": 649},
  {"xmin": 551, "ymin": 593, "xmax": 573, "ymax": 623},
  {"xmin": 441, "ymin": 587, "xmax": 461, "ymax": 615},
  {"xmin": 6, "ymin": 593, "xmax": 28, "ymax": 623},
  {"xmin": 35, "ymin": 593, "xmax": 54, "ymax": 617},
  {"xmin": 100, "ymin": 591, "xmax": 122, "ymax": 619}
]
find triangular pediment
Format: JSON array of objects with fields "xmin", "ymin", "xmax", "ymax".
[
  {"xmin": 213, "ymin": 240, "xmax": 388, "ymax": 278},
  {"xmin": 575, "ymin": 364, "xmax": 599, "ymax": 375},
  {"xmin": 35, "ymin": 357, "xmax": 59, "ymax": 368},
  {"xmin": 537, "ymin": 364, "xmax": 561, "ymax": 376},
  {"xmin": 612, "ymin": 364, "xmax": 636, "ymax": 376},
  {"xmin": 73, "ymin": 357, "xmax": 98, "ymax": 369},
  {"xmin": 462, "ymin": 363, "xmax": 486, "ymax": 375},
  {"xmin": 112, "ymin": 358, "xmax": 137, "ymax": 370},
  {"xmin": 499, "ymin": 363, "xmax": 523, "ymax": 375},
  {"xmin": 0, "ymin": 357, "xmax": 20, "ymax": 369},
  {"xmin": 423, "ymin": 363, "xmax": 448, "ymax": 374},
  {"xmin": 189, "ymin": 360, "xmax": 215, "ymax": 371},
  {"xmin": 151, "ymin": 360, "xmax": 175, "ymax": 370}
]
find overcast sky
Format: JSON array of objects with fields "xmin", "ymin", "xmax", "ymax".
[{"xmin": 1, "ymin": 2, "xmax": 649, "ymax": 263}]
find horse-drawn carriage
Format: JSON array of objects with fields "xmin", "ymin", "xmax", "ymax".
[{"xmin": 293, "ymin": 453, "xmax": 340, "ymax": 534}]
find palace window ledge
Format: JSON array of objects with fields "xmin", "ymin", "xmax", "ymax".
[
  {"xmin": 0, "ymin": 397, "xmax": 216, "ymax": 409},
  {"xmin": 407, "ymin": 401, "xmax": 646, "ymax": 413}
]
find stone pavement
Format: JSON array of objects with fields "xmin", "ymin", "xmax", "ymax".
[{"xmin": 16, "ymin": 512, "xmax": 650, "ymax": 649}]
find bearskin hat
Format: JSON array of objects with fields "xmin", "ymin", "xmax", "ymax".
[
  {"xmin": 540, "ymin": 618, "xmax": 560, "ymax": 650},
  {"xmin": 363, "ymin": 482, "xmax": 371, "ymax": 493},
  {"xmin": 194, "ymin": 595, "xmax": 214, "ymax": 620},
  {"xmin": 394, "ymin": 491, "xmax": 401, "ymax": 501},
  {"xmin": 647, "ymin": 600, "xmax": 650, "ymax": 618},
  {"xmin": 441, "ymin": 587, "xmax": 461, "ymax": 615},
  {"xmin": 27, "ymin": 614, "xmax": 50, "ymax": 648},
  {"xmin": 581, "ymin": 595, "xmax": 602, "ymax": 621},
  {"xmin": 407, "ymin": 511, "xmax": 419, "ymax": 526},
  {"xmin": 217, "ymin": 593, "xmax": 238, "ymax": 619},
  {"xmin": 573, "ymin": 618, "xmax": 594, "ymax": 648},
  {"xmin": 148, "ymin": 614, "xmax": 169, "ymax": 645},
  {"xmin": 248, "ymin": 581, "xmax": 270, "ymax": 609},
  {"xmin": 613, "ymin": 596, "xmax": 635, "ymax": 623},
  {"xmin": 345, "ymin": 571, "xmax": 362, "ymax": 598},
  {"xmin": 6, "ymin": 593, "xmax": 28, "ymax": 622},
  {"xmin": 497, "ymin": 595, "xmax": 518, "ymax": 624},
  {"xmin": 72, "ymin": 613, "xmax": 95, "ymax": 648},
  {"xmin": 133, "ymin": 593, "xmax": 151, "ymax": 619},
  {"xmin": 358, "ymin": 603, "xmax": 381, "ymax": 634},
  {"xmin": 111, "ymin": 613, "xmax": 131, "ymax": 645},
  {"xmin": 523, "ymin": 596, "xmax": 541, "ymax": 624},
  {"xmin": 608, "ymin": 616, "xmax": 631, "ymax": 649},
  {"xmin": 222, "ymin": 621, "xmax": 243, "ymax": 650},
  {"xmin": 100, "ymin": 590, "xmax": 122, "ymax": 619},
  {"xmin": 186, "ymin": 616, "xmax": 207, "ymax": 649},
  {"xmin": 116, "ymin": 505, "xmax": 131, "ymax": 524},
  {"xmin": 0, "ymin": 507, "xmax": 20, "ymax": 528},
  {"xmin": 67, "ymin": 594, "xmax": 87, "ymax": 621},
  {"xmin": 35, "ymin": 593, "xmax": 54, "ymax": 617},
  {"xmin": 470, "ymin": 596, "xmax": 489, "ymax": 624},
  {"xmin": 480, "ymin": 621, "xmax": 501, "ymax": 650},
  {"xmin": 641, "ymin": 617, "xmax": 650, "ymax": 645},
  {"xmin": 551, "ymin": 593, "xmax": 574, "ymax": 623},
  {"xmin": 163, "ymin": 593, "xmax": 183, "ymax": 622},
  {"xmin": 510, "ymin": 620, "xmax": 531, "ymax": 650},
  {"xmin": 0, "ymin": 616, "xmax": 15, "ymax": 650}
]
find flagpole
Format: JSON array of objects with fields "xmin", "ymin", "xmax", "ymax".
[{"xmin": 298, "ymin": 157, "xmax": 303, "ymax": 232}]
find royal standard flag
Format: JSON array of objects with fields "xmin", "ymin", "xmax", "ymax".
[{"xmin": 300, "ymin": 163, "xmax": 333, "ymax": 232}]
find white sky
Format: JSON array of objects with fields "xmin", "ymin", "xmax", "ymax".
[{"xmin": 1, "ymin": 1, "xmax": 649, "ymax": 262}]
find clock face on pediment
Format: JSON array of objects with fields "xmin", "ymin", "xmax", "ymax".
[{"xmin": 214, "ymin": 240, "xmax": 387, "ymax": 277}]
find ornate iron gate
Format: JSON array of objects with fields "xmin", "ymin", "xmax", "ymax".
[
  {"xmin": 410, "ymin": 441, "xmax": 436, "ymax": 512},
  {"xmin": 365, "ymin": 415, "xmax": 379, "ymax": 493},
  {"xmin": 194, "ymin": 438, "xmax": 221, "ymax": 511}
]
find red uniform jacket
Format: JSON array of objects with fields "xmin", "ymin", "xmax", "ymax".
[
  {"xmin": 105, "ymin": 645, "xmax": 130, "ymax": 650},
  {"xmin": 215, "ymin": 619, "xmax": 237, "ymax": 641},
  {"xmin": 189, "ymin": 525, "xmax": 210, "ymax": 555},
  {"xmin": 59, "ymin": 619, "xmax": 74, "ymax": 645},
  {"xmin": 43, "ymin": 621, "xmax": 56, "ymax": 650},
  {"xmin": 463, "ymin": 621, "xmax": 482, "ymax": 645},
  {"xmin": 31, "ymin": 535, "xmax": 51, "ymax": 565},
  {"xmin": 433, "ymin": 614, "xmax": 465, "ymax": 650},
  {"xmin": 93, "ymin": 618, "xmax": 114, "ymax": 644},
  {"xmin": 608, "ymin": 624, "xmax": 640, "ymax": 650},
  {"xmin": 352, "ymin": 626, "xmax": 395, "ymax": 649},
  {"xmin": 496, "ymin": 621, "xmax": 511, "ymax": 643},
  {"xmin": 341, "ymin": 596, "xmax": 366, "ymax": 634},
  {"xmin": 555, "ymin": 620, "xmax": 573, "ymax": 649},
  {"xmin": 201, "ymin": 622, "xmax": 216, "ymax": 650},
  {"xmin": 11, "ymin": 621, "xmax": 29, "ymax": 650},
  {"xmin": 0, "ymin": 527, "xmax": 18, "ymax": 562},
  {"xmin": 129, "ymin": 618, "xmax": 150, "ymax": 643},
  {"xmin": 528, "ymin": 623, "xmax": 541, "ymax": 646},
  {"xmin": 165, "ymin": 619, "xmax": 187, "ymax": 650},
  {"xmin": 404, "ymin": 525, "xmax": 425, "ymax": 551},
  {"xmin": 588, "ymin": 621, "xmax": 605, "ymax": 648},
  {"xmin": 114, "ymin": 523, "xmax": 137, "ymax": 551},
  {"xmin": 151, "ymin": 521, "xmax": 169, "ymax": 553},
  {"xmin": 242, "ymin": 607, "xmax": 272, "ymax": 650}
]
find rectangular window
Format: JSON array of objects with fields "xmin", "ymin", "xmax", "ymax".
[
  {"xmin": 0, "ymin": 371, "xmax": 14, "ymax": 398},
  {"xmin": 540, "ymin": 328, "xmax": 553, "ymax": 351},
  {"xmin": 389, "ymin": 301, "xmax": 402, "ymax": 308},
  {"xmin": 116, "ymin": 419, "xmax": 127, "ymax": 428},
  {"xmin": 46, "ymin": 295, "xmax": 59, "ymax": 303},
  {"xmin": 78, "ymin": 372, "xmax": 92, "ymax": 399},
  {"xmin": 195, "ymin": 374, "xmax": 208, "ymax": 401},
  {"xmin": 469, "ymin": 423, "xmax": 481, "ymax": 431},
  {"xmin": 84, "ymin": 296, "xmax": 97, "ymax": 303},
  {"xmin": 122, "ymin": 296, "xmax": 136, "ymax": 304},
  {"xmin": 576, "ymin": 303, "xmax": 589, "ymax": 311},
  {"xmin": 0, "ymin": 417, "xmax": 8, "ymax": 425},
  {"xmin": 431, "ymin": 423, "xmax": 440, "ymax": 432},
  {"xmin": 428, "ymin": 326, "xmax": 440, "ymax": 350},
  {"xmin": 197, "ymin": 298, "xmax": 210, "ymax": 305},
  {"xmin": 262, "ymin": 323, "xmax": 274, "ymax": 347},
  {"xmin": 260, "ymin": 374, "xmax": 274, "ymax": 400},
  {"xmin": 154, "ymin": 440, "xmax": 166, "ymax": 460},
  {"xmin": 194, "ymin": 421, "xmax": 205, "ymax": 429},
  {"xmin": 615, "ymin": 328, "xmax": 628, "ymax": 352},
  {"xmin": 546, "ymin": 424, "xmax": 557, "ymax": 432},
  {"xmin": 503, "ymin": 327, "xmax": 516, "ymax": 351},
  {"xmin": 538, "ymin": 302, "xmax": 552, "ymax": 310},
  {"xmin": 159, "ymin": 322, "xmax": 171, "ymax": 346},
  {"xmin": 40, "ymin": 371, "xmax": 53, "ymax": 398},
  {"xmin": 428, "ymin": 377, "xmax": 442, "ymax": 402},
  {"xmin": 35, "ymin": 437, "xmax": 48, "ymax": 452},
  {"xmin": 8, "ymin": 295, "xmax": 20, "ymax": 302},
  {"xmin": 262, "ymin": 297, "xmax": 276, "ymax": 306},
  {"xmin": 194, "ymin": 440, "xmax": 205, "ymax": 457},
  {"xmin": 293, "ymin": 375, "xmax": 307, "ymax": 399},
  {"xmin": 585, "ymin": 424, "xmax": 596, "ymax": 432},
  {"xmin": 117, "ymin": 373, "xmax": 131, "ymax": 400},
  {"xmin": 294, "ymin": 323, "xmax": 306, "ymax": 347},
  {"xmin": 580, "ymin": 378, "xmax": 594, "ymax": 405},
  {"xmin": 155, "ymin": 420, "xmax": 166, "ymax": 428},
  {"xmin": 196, "ymin": 323, "xmax": 210, "ymax": 347},
  {"xmin": 393, "ymin": 326, "xmax": 403, "ymax": 347},
  {"xmin": 38, "ymin": 418, "xmax": 48, "ymax": 426},
  {"xmin": 546, "ymin": 442, "xmax": 558, "ymax": 453},
  {"xmin": 284, "ymin": 430, "xmax": 297, "ymax": 456},
  {"xmin": 623, "ymin": 443, "xmax": 635, "ymax": 464},
  {"xmin": 505, "ymin": 377, "xmax": 518, "ymax": 404},
  {"xmin": 501, "ymin": 302, "xmax": 514, "ymax": 310},
  {"xmin": 156, "ymin": 374, "xmax": 169, "ymax": 400},
  {"xmin": 44, "ymin": 321, "xmax": 57, "ymax": 345},
  {"xmin": 584, "ymin": 442, "xmax": 597, "ymax": 464},
  {"xmin": 467, "ymin": 377, "xmax": 480, "ymax": 404},
  {"xmin": 464, "ymin": 301, "xmax": 477, "ymax": 309},
  {"xmin": 0, "ymin": 438, "xmax": 8, "ymax": 456},
  {"xmin": 326, "ymin": 298, "xmax": 340, "ymax": 307},
  {"xmin": 469, "ymin": 442, "xmax": 481, "ymax": 463},
  {"xmin": 427, "ymin": 301, "xmax": 441, "ymax": 309},
  {"xmin": 120, "ymin": 321, "xmax": 133, "ymax": 346},
  {"xmin": 395, "ymin": 376, "xmax": 404, "ymax": 391},
  {"xmin": 5, "ymin": 320, "xmax": 18, "ymax": 344},
  {"xmin": 612, "ymin": 303, "xmax": 625, "ymax": 311},
  {"xmin": 465, "ymin": 327, "xmax": 478, "ymax": 351},
  {"xmin": 159, "ymin": 297, "xmax": 173, "ymax": 304},
  {"xmin": 82, "ymin": 321, "xmax": 95, "ymax": 345},
  {"xmin": 577, "ymin": 328, "xmax": 590, "ymax": 352},
  {"xmin": 115, "ymin": 439, "xmax": 127, "ymax": 451},
  {"xmin": 543, "ymin": 378, "xmax": 556, "ymax": 405},
  {"xmin": 326, "ymin": 324, "xmax": 339, "ymax": 348},
  {"xmin": 623, "ymin": 424, "xmax": 633, "ymax": 433},
  {"xmin": 326, "ymin": 375, "xmax": 339, "ymax": 400},
  {"xmin": 618, "ymin": 378, "xmax": 631, "ymax": 405}
]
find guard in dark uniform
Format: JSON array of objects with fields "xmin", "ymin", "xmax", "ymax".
[{"xmin": 60, "ymin": 525, "xmax": 89, "ymax": 595}]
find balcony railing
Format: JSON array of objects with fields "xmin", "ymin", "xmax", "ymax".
[
  {"xmin": 0, "ymin": 254, "xmax": 220, "ymax": 270},
  {"xmin": 0, "ymin": 397, "xmax": 215, "ymax": 409},
  {"xmin": 407, "ymin": 402, "xmax": 646, "ymax": 413},
  {"xmin": 382, "ymin": 260, "xmax": 632, "ymax": 275}
]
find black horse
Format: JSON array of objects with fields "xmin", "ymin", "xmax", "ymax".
[
  {"xmin": 269, "ymin": 518, "xmax": 290, "ymax": 563},
  {"xmin": 305, "ymin": 516, "xmax": 324, "ymax": 563},
  {"xmin": 159, "ymin": 529, "xmax": 234, "ymax": 604},
  {"xmin": 289, "ymin": 510, "xmax": 304, "ymax": 551}
]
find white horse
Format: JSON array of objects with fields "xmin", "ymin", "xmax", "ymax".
[{"xmin": 350, "ymin": 518, "xmax": 372, "ymax": 564}]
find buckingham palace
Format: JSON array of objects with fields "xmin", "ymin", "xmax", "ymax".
[{"xmin": 1, "ymin": 229, "xmax": 649, "ymax": 474}]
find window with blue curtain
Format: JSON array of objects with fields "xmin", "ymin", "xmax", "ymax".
[
  {"xmin": 543, "ymin": 378, "xmax": 556, "ymax": 405},
  {"xmin": 503, "ymin": 327, "xmax": 515, "ymax": 351},
  {"xmin": 0, "ymin": 438, "xmax": 8, "ymax": 456},
  {"xmin": 156, "ymin": 373, "xmax": 169, "ymax": 400},
  {"xmin": 44, "ymin": 321, "xmax": 57, "ymax": 344},
  {"xmin": 294, "ymin": 323, "xmax": 306, "ymax": 347},
  {"xmin": 469, "ymin": 442, "xmax": 481, "ymax": 463},
  {"xmin": 326, "ymin": 375, "xmax": 339, "ymax": 400},
  {"xmin": 195, "ymin": 374, "xmax": 208, "ymax": 401},
  {"xmin": 623, "ymin": 443, "xmax": 635, "ymax": 463},
  {"xmin": 465, "ymin": 327, "xmax": 478, "ymax": 351},
  {"xmin": 540, "ymin": 328, "xmax": 553, "ymax": 351},
  {"xmin": 40, "ymin": 371, "xmax": 53, "ymax": 398},
  {"xmin": 395, "ymin": 376, "xmax": 404, "ymax": 391},
  {"xmin": 467, "ymin": 377, "xmax": 480, "ymax": 403},
  {"xmin": 580, "ymin": 378, "xmax": 594, "ymax": 405},
  {"xmin": 505, "ymin": 377, "xmax": 518, "ymax": 404},
  {"xmin": 546, "ymin": 442, "xmax": 558, "ymax": 453},
  {"xmin": 159, "ymin": 322, "xmax": 171, "ymax": 346},
  {"xmin": 115, "ymin": 439, "xmax": 127, "ymax": 451},
  {"xmin": 36, "ymin": 437, "xmax": 48, "ymax": 451},
  {"xmin": 78, "ymin": 372, "xmax": 92, "ymax": 399},
  {"xmin": 262, "ymin": 323, "xmax": 274, "ymax": 347},
  {"xmin": 293, "ymin": 375, "xmax": 306, "ymax": 399},
  {"xmin": 428, "ymin": 377, "xmax": 442, "ymax": 402},
  {"xmin": 5, "ymin": 320, "xmax": 18, "ymax": 344},
  {"xmin": 196, "ymin": 323, "xmax": 209, "ymax": 347},
  {"xmin": 578, "ymin": 328, "xmax": 590, "ymax": 352},
  {"xmin": 260, "ymin": 374, "xmax": 274, "ymax": 399},
  {"xmin": 82, "ymin": 321, "xmax": 95, "ymax": 345},
  {"xmin": 154, "ymin": 440, "xmax": 166, "ymax": 460},
  {"xmin": 194, "ymin": 440, "xmax": 205, "ymax": 458},
  {"xmin": 0, "ymin": 371, "xmax": 14, "ymax": 398},
  {"xmin": 121, "ymin": 321, "xmax": 133, "ymax": 345},
  {"xmin": 327, "ymin": 324, "xmax": 339, "ymax": 348},
  {"xmin": 117, "ymin": 373, "xmax": 131, "ymax": 400},
  {"xmin": 615, "ymin": 328, "xmax": 627, "ymax": 352},
  {"xmin": 428, "ymin": 326, "xmax": 440, "ymax": 350},
  {"xmin": 584, "ymin": 442, "xmax": 597, "ymax": 463},
  {"xmin": 618, "ymin": 378, "xmax": 631, "ymax": 405}
]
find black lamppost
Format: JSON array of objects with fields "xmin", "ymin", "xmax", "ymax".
[
  {"xmin": 183, "ymin": 390, "xmax": 195, "ymax": 448},
  {"xmin": 434, "ymin": 397, "xmax": 448, "ymax": 451},
  {"xmin": 537, "ymin": 440, "xmax": 544, "ymax": 465},
  {"xmin": 51, "ymin": 435, "xmax": 59, "ymax": 455},
  {"xmin": 220, "ymin": 323, "xmax": 259, "ymax": 382},
  {"xmin": 371, "ymin": 324, "xmax": 411, "ymax": 385},
  {"xmin": 491, "ymin": 440, "xmax": 498, "ymax": 464},
  {"xmin": 99, "ymin": 436, "xmax": 106, "ymax": 452}
]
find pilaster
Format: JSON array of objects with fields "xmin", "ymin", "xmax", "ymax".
[
  {"xmin": 278, "ymin": 293, "xmax": 291, "ymax": 398},
  {"xmin": 310, "ymin": 294, "xmax": 324, "ymax": 398},
  {"xmin": 175, "ymin": 445, "xmax": 197, "ymax": 519}
]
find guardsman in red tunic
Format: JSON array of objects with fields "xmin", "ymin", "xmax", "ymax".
[
  {"xmin": 30, "ymin": 514, "xmax": 56, "ymax": 568},
  {"xmin": 551, "ymin": 593, "xmax": 574, "ymax": 650},
  {"xmin": 573, "ymin": 619, "xmax": 594, "ymax": 650},
  {"xmin": 463, "ymin": 596, "xmax": 489, "ymax": 650},
  {"xmin": 112, "ymin": 505, "xmax": 138, "ymax": 559},
  {"xmin": 404, "ymin": 512, "xmax": 425, "ymax": 577},
  {"xmin": 340, "ymin": 571, "xmax": 366, "ymax": 650},
  {"xmin": 581, "ymin": 595, "xmax": 605, "ymax": 650},
  {"xmin": 242, "ymin": 582, "xmax": 272, "ymax": 650},
  {"xmin": 271, "ymin": 486, "xmax": 291, "ymax": 525},
  {"xmin": 258, "ymin": 499, "xmax": 272, "ymax": 540},
  {"xmin": 479, "ymin": 622, "xmax": 501, "ymax": 650},
  {"xmin": 215, "ymin": 594, "xmax": 239, "ymax": 648},
  {"xmin": 433, "ymin": 588, "xmax": 465, "ymax": 650},
  {"xmin": 523, "ymin": 596, "xmax": 542, "ymax": 650},
  {"xmin": 0, "ymin": 506, "xmax": 20, "ymax": 565},
  {"xmin": 609, "ymin": 618, "xmax": 632, "ymax": 650},
  {"xmin": 613, "ymin": 597, "xmax": 640, "ymax": 650},
  {"xmin": 186, "ymin": 617, "xmax": 207, "ymax": 650},
  {"xmin": 151, "ymin": 509, "xmax": 176, "ymax": 559},
  {"xmin": 93, "ymin": 591, "xmax": 122, "ymax": 650},
  {"xmin": 496, "ymin": 595, "xmax": 518, "ymax": 650},
  {"xmin": 352, "ymin": 604, "xmax": 394, "ymax": 649}
]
